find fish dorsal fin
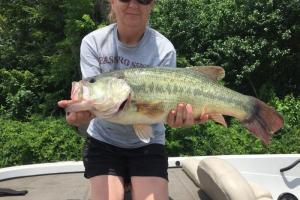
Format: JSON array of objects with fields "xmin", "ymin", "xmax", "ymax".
[
  {"xmin": 133, "ymin": 124, "xmax": 154, "ymax": 143},
  {"xmin": 187, "ymin": 66, "xmax": 225, "ymax": 81}
]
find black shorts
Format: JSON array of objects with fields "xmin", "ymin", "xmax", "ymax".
[{"xmin": 83, "ymin": 136, "xmax": 168, "ymax": 183}]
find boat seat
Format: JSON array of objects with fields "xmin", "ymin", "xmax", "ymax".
[{"xmin": 182, "ymin": 157, "xmax": 273, "ymax": 200}]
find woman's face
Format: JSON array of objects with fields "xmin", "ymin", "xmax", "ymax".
[{"xmin": 110, "ymin": 0, "xmax": 154, "ymax": 28}]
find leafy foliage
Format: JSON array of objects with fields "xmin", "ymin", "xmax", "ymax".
[
  {"xmin": 0, "ymin": 69, "xmax": 39, "ymax": 120},
  {"xmin": 0, "ymin": 115, "xmax": 84, "ymax": 168},
  {"xmin": 151, "ymin": 0, "xmax": 300, "ymax": 96},
  {"xmin": 0, "ymin": 0, "xmax": 103, "ymax": 117}
]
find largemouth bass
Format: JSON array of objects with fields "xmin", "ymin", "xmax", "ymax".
[{"xmin": 66, "ymin": 66, "xmax": 284, "ymax": 144}]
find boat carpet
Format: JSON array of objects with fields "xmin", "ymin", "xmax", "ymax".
[{"xmin": 0, "ymin": 168, "xmax": 211, "ymax": 200}]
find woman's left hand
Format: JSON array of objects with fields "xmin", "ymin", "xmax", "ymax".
[{"xmin": 167, "ymin": 103, "xmax": 209, "ymax": 128}]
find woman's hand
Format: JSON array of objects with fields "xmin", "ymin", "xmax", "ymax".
[
  {"xmin": 167, "ymin": 103, "xmax": 209, "ymax": 128},
  {"xmin": 57, "ymin": 100, "xmax": 94, "ymax": 127}
]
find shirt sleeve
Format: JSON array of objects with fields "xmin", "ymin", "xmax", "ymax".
[
  {"xmin": 80, "ymin": 37, "xmax": 101, "ymax": 79},
  {"xmin": 159, "ymin": 49, "xmax": 177, "ymax": 68}
]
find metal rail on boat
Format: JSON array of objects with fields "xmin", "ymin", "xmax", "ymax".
[{"xmin": 280, "ymin": 159, "xmax": 300, "ymax": 172}]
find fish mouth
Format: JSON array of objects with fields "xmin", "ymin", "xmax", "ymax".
[
  {"xmin": 75, "ymin": 80, "xmax": 90, "ymax": 100},
  {"xmin": 71, "ymin": 82, "xmax": 83, "ymax": 101}
]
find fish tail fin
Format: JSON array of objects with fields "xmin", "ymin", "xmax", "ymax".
[
  {"xmin": 65, "ymin": 101, "xmax": 92, "ymax": 113},
  {"xmin": 241, "ymin": 98, "xmax": 284, "ymax": 144}
]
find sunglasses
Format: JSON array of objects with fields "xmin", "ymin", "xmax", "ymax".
[{"xmin": 119, "ymin": 0, "xmax": 153, "ymax": 5}]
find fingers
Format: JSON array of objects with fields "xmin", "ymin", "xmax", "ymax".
[
  {"xmin": 58, "ymin": 99, "xmax": 94, "ymax": 127},
  {"xmin": 57, "ymin": 100, "xmax": 76, "ymax": 108},
  {"xmin": 66, "ymin": 112, "xmax": 79, "ymax": 126},
  {"xmin": 167, "ymin": 103, "xmax": 211, "ymax": 128},
  {"xmin": 184, "ymin": 104, "xmax": 194, "ymax": 126},
  {"xmin": 167, "ymin": 103, "xmax": 194, "ymax": 128},
  {"xmin": 196, "ymin": 112, "xmax": 209, "ymax": 124},
  {"xmin": 174, "ymin": 103, "xmax": 185, "ymax": 126},
  {"xmin": 167, "ymin": 109, "xmax": 177, "ymax": 127},
  {"xmin": 66, "ymin": 110, "xmax": 94, "ymax": 127},
  {"xmin": 77, "ymin": 111, "xmax": 94, "ymax": 124}
]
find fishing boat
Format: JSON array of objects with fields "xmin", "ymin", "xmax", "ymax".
[{"xmin": 0, "ymin": 154, "xmax": 299, "ymax": 200}]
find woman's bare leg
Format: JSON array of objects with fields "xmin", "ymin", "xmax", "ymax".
[
  {"xmin": 89, "ymin": 175, "xmax": 125, "ymax": 200},
  {"xmin": 131, "ymin": 176, "xmax": 168, "ymax": 200}
]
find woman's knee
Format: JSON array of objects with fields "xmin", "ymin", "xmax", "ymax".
[
  {"xmin": 131, "ymin": 176, "xmax": 168, "ymax": 200},
  {"xmin": 89, "ymin": 175, "xmax": 125, "ymax": 200}
]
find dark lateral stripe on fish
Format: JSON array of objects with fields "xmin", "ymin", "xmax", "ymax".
[{"xmin": 132, "ymin": 81, "xmax": 248, "ymax": 108}]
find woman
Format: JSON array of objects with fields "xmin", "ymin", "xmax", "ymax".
[{"xmin": 58, "ymin": 0, "xmax": 208, "ymax": 199}]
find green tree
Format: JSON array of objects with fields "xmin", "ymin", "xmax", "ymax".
[
  {"xmin": 0, "ymin": 0, "xmax": 106, "ymax": 118},
  {"xmin": 151, "ymin": 0, "xmax": 300, "ymax": 97}
]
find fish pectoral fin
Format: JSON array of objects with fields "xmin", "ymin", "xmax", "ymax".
[
  {"xmin": 208, "ymin": 113, "xmax": 227, "ymax": 127},
  {"xmin": 133, "ymin": 124, "xmax": 154, "ymax": 143},
  {"xmin": 187, "ymin": 66, "xmax": 225, "ymax": 81}
]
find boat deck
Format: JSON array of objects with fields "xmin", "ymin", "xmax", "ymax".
[
  {"xmin": 0, "ymin": 168, "xmax": 211, "ymax": 200},
  {"xmin": 1, "ymin": 155, "xmax": 299, "ymax": 199}
]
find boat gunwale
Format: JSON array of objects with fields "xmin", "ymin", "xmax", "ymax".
[{"xmin": 1, "ymin": 154, "xmax": 299, "ymax": 181}]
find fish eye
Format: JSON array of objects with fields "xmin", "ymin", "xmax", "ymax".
[{"xmin": 89, "ymin": 78, "xmax": 96, "ymax": 83}]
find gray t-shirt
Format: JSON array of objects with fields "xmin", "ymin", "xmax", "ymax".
[{"xmin": 80, "ymin": 23, "xmax": 176, "ymax": 148}]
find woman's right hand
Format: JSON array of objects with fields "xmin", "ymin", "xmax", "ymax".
[
  {"xmin": 167, "ymin": 103, "xmax": 209, "ymax": 128},
  {"xmin": 57, "ymin": 100, "xmax": 94, "ymax": 127}
]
